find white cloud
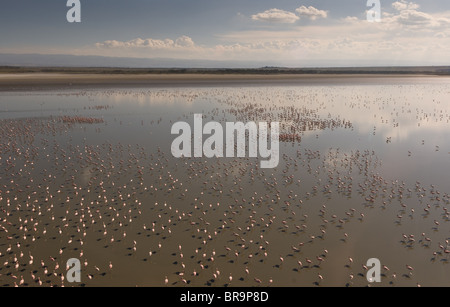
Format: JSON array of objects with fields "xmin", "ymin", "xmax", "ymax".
[
  {"xmin": 392, "ymin": 1, "xmax": 420, "ymax": 11},
  {"xmin": 251, "ymin": 8, "xmax": 299, "ymax": 24},
  {"xmin": 175, "ymin": 36, "xmax": 195, "ymax": 48},
  {"xmin": 96, "ymin": 36, "xmax": 197, "ymax": 50},
  {"xmin": 295, "ymin": 6, "xmax": 328, "ymax": 20},
  {"xmin": 395, "ymin": 9, "xmax": 436, "ymax": 26},
  {"xmin": 385, "ymin": 1, "xmax": 450, "ymax": 29},
  {"xmin": 251, "ymin": 6, "xmax": 327, "ymax": 24},
  {"xmin": 91, "ymin": 2, "xmax": 450, "ymax": 66},
  {"xmin": 340, "ymin": 2, "xmax": 450, "ymax": 32},
  {"xmin": 95, "ymin": 35, "xmax": 330, "ymax": 62}
]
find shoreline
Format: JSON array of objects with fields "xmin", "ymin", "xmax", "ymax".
[{"xmin": 0, "ymin": 73, "xmax": 447, "ymax": 91}]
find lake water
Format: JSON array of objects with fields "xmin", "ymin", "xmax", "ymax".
[{"xmin": 0, "ymin": 76, "xmax": 449, "ymax": 287}]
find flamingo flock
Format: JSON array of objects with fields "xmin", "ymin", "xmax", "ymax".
[{"xmin": 0, "ymin": 83, "xmax": 449, "ymax": 287}]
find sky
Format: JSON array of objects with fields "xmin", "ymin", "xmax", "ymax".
[{"xmin": 1, "ymin": 0, "xmax": 450, "ymax": 67}]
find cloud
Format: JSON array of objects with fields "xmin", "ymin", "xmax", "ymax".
[
  {"xmin": 91, "ymin": 2, "xmax": 450, "ymax": 66},
  {"xmin": 384, "ymin": 2, "xmax": 450, "ymax": 29},
  {"xmin": 96, "ymin": 36, "xmax": 196, "ymax": 49},
  {"xmin": 251, "ymin": 8, "xmax": 300, "ymax": 24},
  {"xmin": 392, "ymin": 1, "xmax": 420, "ymax": 11},
  {"xmin": 394, "ymin": 10, "xmax": 450, "ymax": 29},
  {"xmin": 95, "ymin": 34, "xmax": 329, "ymax": 62},
  {"xmin": 175, "ymin": 36, "xmax": 195, "ymax": 48},
  {"xmin": 342, "ymin": 1, "xmax": 450, "ymax": 31},
  {"xmin": 395, "ymin": 9, "xmax": 436, "ymax": 26},
  {"xmin": 251, "ymin": 6, "xmax": 327, "ymax": 24},
  {"xmin": 295, "ymin": 6, "xmax": 328, "ymax": 20}
]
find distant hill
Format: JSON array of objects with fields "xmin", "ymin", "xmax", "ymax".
[
  {"xmin": 0, "ymin": 53, "xmax": 449, "ymax": 75},
  {"xmin": 0, "ymin": 53, "xmax": 265, "ymax": 69},
  {"xmin": 1, "ymin": 65, "xmax": 450, "ymax": 76}
]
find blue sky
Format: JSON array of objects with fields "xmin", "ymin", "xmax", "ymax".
[{"xmin": 1, "ymin": 0, "xmax": 450, "ymax": 66}]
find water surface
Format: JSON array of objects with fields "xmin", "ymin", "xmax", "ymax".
[{"xmin": 0, "ymin": 77, "xmax": 449, "ymax": 287}]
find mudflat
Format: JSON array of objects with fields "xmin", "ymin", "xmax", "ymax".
[{"xmin": 0, "ymin": 72, "xmax": 440, "ymax": 91}]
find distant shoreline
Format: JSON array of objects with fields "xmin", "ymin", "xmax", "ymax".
[
  {"xmin": 1, "ymin": 66, "xmax": 450, "ymax": 75},
  {"xmin": 0, "ymin": 69, "xmax": 449, "ymax": 91}
]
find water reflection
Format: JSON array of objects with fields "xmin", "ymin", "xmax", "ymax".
[{"xmin": 0, "ymin": 77, "xmax": 449, "ymax": 287}]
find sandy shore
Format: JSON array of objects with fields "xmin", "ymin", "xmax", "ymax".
[{"xmin": 0, "ymin": 73, "xmax": 441, "ymax": 91}]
